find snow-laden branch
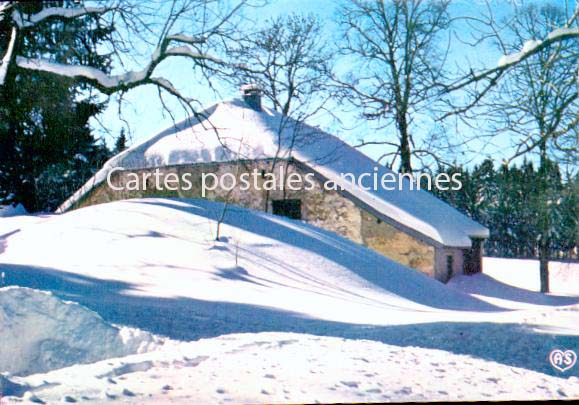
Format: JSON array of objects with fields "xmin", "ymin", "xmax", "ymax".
[
  {"xmin": 15, "ymin": 56, "xmax": 147, "ymax": 90},
  {"xmin": 446, "ymin": 23, "xmax": 579, "ymax": 94},
  {"xmin": 12, "ymin": 6, "xmax": 110, "ymax": 28},
  {"xmin": 0, "ymin": 2, "xmax": 114, "ymax": 86},
  {"xmin": 498, "ymin": 27, "xmax": 579, "ymax": 67},
  {"xmin": 165, "ymin": 46, "xmax": 222, "ymax": 63},
  {"xmin": 166, "ymin": 34, "xmax": 207, "ymax": 45},
  {"xmin": 0, "ymin": 3, "xmax": 11, "ymax": 15},
  {"xmin": 0, "ymin": 26, "xmax": 17, "ymax": 85},
  {"xmin": 15, "ymin": 39, "xmax": 226, "ymax": 94},
  {"xmin": 0, "ymin": 0, "xmax": 252, "ymax": 108}
]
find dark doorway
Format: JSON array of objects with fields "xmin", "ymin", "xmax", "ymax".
[{"xmin": 272, "ymin": 199, "xmax": 302, "ymax": 220}]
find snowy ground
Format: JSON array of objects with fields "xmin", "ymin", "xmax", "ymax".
[
  {"xmin": 4, "ymin": 332, "xmax": 578, "ymax": 403},
  {"xmin": 481, "ymin": 257, "xmax": 578, "ymax": 296},
  {"xmin": 0, "ymin": 198, "xmax": 578, "ymax": 403}
]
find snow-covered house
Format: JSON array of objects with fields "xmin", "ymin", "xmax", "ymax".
[{"xmin": 58, "ymin": 87, "xmax": 489, "ymax": 282}]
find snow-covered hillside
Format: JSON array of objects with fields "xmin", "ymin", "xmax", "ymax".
[
  {"xmin": 0, "ymin": 198, "xmax": 498, "ymax": 337},
  {"xmin": 0, "ymin": 198, "xmax": 577, "ymax": 402}
]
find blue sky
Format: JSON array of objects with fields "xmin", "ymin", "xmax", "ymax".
[{"xmin": 92, "ymin": 0, "xmax": 574, "ymax": 170}]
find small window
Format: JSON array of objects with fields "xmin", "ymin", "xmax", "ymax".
[{"xmin": 272, "ymin": 199, "xmax": 301, "ymax": 220}]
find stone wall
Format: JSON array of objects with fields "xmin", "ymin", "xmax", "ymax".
[
  {"xmin": 360, "ymin": 211, "xmax": 435, "ymax": 277},
  {"xmin": 75, "ymin": 159, "xmax": 439, "ymax": 277},
  {"xmin": 434, "ymin": 247, "xmax": 465, "ymax": 282}
]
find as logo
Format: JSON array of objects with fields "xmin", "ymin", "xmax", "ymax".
[{"xmin": 549, "ymin": 349, "xmax": 577, "ymax": 372}]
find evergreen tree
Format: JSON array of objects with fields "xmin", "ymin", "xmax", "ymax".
[
  {"xmin": 0, "ymin": 1, "xmax": 113, "ymax": 212},
  {"xmin": 432, "ymin": 160, "xmax": 576, "ymax": 261},
  {"xmin": 114, "ymin": 129, "xmax": 128, "ymax": 154}
]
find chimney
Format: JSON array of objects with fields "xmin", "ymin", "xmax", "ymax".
[{"xmin": 240, "ymin": 84, "xmax": 262, "ymax": 111}]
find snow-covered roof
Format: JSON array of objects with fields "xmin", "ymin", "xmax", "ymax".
[{"xmin": 58, "ymin": 99, "xmax": 489, "ymax": 247}]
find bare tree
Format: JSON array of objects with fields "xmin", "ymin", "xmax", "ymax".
[
  {"xmin": 449, "ymin": 2, "xmax": 578, "ymax": 293},
  {"xmin": 231, "ymin": 13, "xmax": 332, "ymax": 118},
  {"xmin": 335, "ymin": 0, "xmax": 452, "ymax": 173},
  {"xmin": 228, "ymin": 13, "xmax": 334, "ymax": 211},
  {"xmin": 0, "ymin": 0, "xmax": 251, "ymax": 111},
  {"xmin": 494, "ymin": 4, "xmax": 576, "ymax": 294}
]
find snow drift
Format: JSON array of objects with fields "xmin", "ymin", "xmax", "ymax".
[
  {"xmin": 0, "ymin": 198, "xmax": 499, "ymax": 342},
  {"xmin": 0, "ymin": 287, "xmax": 155, "ymax": 376}
]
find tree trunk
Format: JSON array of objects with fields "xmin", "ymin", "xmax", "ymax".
[
  {"xmin": 538, "ymin": 138, "xmax": 550, "ymax": 293},
  {"xmin": 539, "ymin": 241, "xmax": 550, "ymax": 293},
  {"xmin": 397, "ymin": 112, "xmax": 412, "ymax": 173}
]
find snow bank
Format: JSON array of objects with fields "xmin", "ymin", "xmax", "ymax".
[
  {"xmin": 0, "ymin": 287, "xmax": 156, "ymax": 376},
  {"xmin": 0, "ymin": 204, "xmax": 27, "ymax": 218}
]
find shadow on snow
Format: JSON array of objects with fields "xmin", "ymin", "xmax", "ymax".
[
  {"xmin": 1, "ymin": 198, "xmax": 578, "ymax": 377},
  {"xmin": 1, "ymin": 263, "xmax": 577, "ymax": 377}
]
